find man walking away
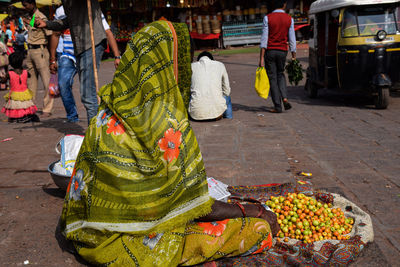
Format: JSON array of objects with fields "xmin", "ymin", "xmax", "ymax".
[
  {"xmin": 259, "ymin": 0, "xmax": 296, "ymax": 113},
  {"xmin": 22, "ymin": 0, "xmax": 53, "ymax": 117}
]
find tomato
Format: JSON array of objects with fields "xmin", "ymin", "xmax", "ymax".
[{"xmin": 268, "ymin": 195, "xmax": 353, "ymax": 243}]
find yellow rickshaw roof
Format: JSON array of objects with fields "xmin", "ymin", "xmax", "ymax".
[{"xmin": 309, "ymin": 0, "xmax": 399, "ymax": 14}]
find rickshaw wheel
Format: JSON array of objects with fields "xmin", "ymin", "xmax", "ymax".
[
  {"xmin": 305, "ymin": 79, "xmax": 318, "ymax": 98},
  {"xmin": 374, "ymin": 87, "xmax": 389, "ymax": 109}
]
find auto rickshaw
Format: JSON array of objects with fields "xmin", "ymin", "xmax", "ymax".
[{"xmin": 305, "ymin": 0, "xmax": 400, "ymax": 109}]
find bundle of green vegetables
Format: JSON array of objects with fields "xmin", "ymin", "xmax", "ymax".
[{"xmin": 286, "ymin": 59, "xmax": 303, "ymax": 86}]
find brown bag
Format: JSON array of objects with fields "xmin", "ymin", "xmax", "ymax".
[{"xmin": 0, "ymin": 53, "xmax": 8, "ymax": 67}]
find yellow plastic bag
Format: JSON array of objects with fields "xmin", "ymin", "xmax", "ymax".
[{"xmin": 255, "ymin": 67, "xmax": 270, "ymax": 99}]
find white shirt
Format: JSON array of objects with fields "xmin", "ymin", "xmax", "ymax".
[{"xmin": 189, "ymin": 57, "xmax": 231, "ymax": 120}]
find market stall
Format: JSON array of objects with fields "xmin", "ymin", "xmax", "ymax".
[{"xmin": 100, "ymin": 0, "xmax": 313, "ymax": 51}]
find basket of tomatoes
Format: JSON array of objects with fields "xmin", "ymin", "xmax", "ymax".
[{"xmin": 266, "ymin": 193, "xmax": 355, "ymax": 243}]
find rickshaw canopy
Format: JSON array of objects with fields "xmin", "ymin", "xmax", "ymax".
[{"xmin": 309, "ymin": 0, "xmax": 400, "ymax": 14}]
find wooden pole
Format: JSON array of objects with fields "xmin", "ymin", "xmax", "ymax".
[{"xmin": 87, "ymin": 0, "xmax": 101, "ymax": 104}]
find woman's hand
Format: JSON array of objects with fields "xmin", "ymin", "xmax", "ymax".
[
  {"xmin": 258, "ymin": 207, "xmax": 279, "ymax": 237},
  {"xmin": 114, "ymin": 58, "xmax": 120, "ymax": 69}
]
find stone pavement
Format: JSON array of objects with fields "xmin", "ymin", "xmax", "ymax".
[{"xmin": 0, "ymin": 46, "xmax": 399, "ymax": 266}]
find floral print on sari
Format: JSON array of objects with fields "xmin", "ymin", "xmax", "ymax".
[
  {"xmin": 106, "ymin": 115, "xmax": 126, "ymax": 135},
  {"xmin": 197, "ymin": 219, "xmax": 229, "ymax": 237},
  {"xmin": 158, "ymin": 128, "xmax": 182, "ymax": 162},
  {"xmin": 96, "ymin": 108, "xmax": 112, "ymax": 128},
  {"xmin": 143, "ymin": 233, "xmax": 164, "ymax": 250},
  {"xmin": 68, "ymin": 169, "xmax": 86, "ymax": 201}
]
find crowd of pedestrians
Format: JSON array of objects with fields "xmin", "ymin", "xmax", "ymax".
[{"xmin": 1, "ymin": 0, "xmax": 120, "ymax": 124}]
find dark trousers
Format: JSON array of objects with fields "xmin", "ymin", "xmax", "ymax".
[{"xmin": 265, "ymin": 49, "xmax": 288, "ymax": 111}]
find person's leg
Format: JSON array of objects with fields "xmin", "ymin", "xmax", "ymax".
[
  {"xmin": 276, "ymin": 50, "xmax": 288, "ymax": 100},
  {"xmin": 58, "ymin": 57, "xmax": 78, "ymax": 122},
  {"xmin": 34, "ymin": 48, "xmax": 53, "ymax": 114},
  {"xmin": 275, "ymin": 50, "xmax": 292, "ymax": 110},
  {"xmin": 77, "ymin": 42, "xmax": 105, "ymax": 124},
  {"xmin": 265, "ymin": 50, "xmax": 282, "ymax": 112},
  {"xmin": 223, "ymin": 95, "xmax": 233, "ymax": 119},
  {"xmin": 26, "ymin": 49, "xmax": 38, "ymax": 100}
]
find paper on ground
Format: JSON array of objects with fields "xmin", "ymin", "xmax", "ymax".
[{"xmin": 207, "ymin": 177, "xmax": 231, "ymax": 202}]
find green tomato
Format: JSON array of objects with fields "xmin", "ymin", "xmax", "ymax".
[
  {"xmin": 303, "ymin": 220, "xmax": 310, "ymax": 227},
  {"xmin": 276, "ymin": 205, "xmax": 281, "ymax": 211},
  {"xmin": 282, "ymin": 227, "xmax": 289, "ymax": 233},
  {"xmin": 291, "ymin": 217, "xmax": 297, "ymax": 223},
  {"xmin": 279, "ymin": 232, "xmax": 285, "ymax": 238},
  {"xmin": 297, "ymin": 203, "xmax": 303, "ymax": 209},
  {"xmin": 289, "ymin": 211, "xmax": 295, "ymax": 216},
  {"xmin": 279, "ymin": 196, "xmax": 285, "ymax": 203},
  {"xmin": 312, "ymin": 220, "xmax": 319, "ymax": 226},
  {"xmin": 270, "ymin": 203, "xmax": 276, "ymax": 209},
  {"xmin": 282, "ymin": 219, "xmax": 288, "ymax": 225},
  {"xmin": 323, "ymin": 204, "xmax": 329, "ymax": 209},
  {"xmin": 317, "ymin": 202, "xmax": 323, "ymax": 208},
  {"xmin": 293, "ymin": 207, "xmax": 298, "ymax": 212},
  {"xmin": 295, "ymin": 229, "xmax": 301, "ymax": 235}
]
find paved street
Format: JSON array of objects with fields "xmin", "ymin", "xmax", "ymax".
[{"xmin": 0, "ymin": 46, "xmax": 399, "ymax": 266}]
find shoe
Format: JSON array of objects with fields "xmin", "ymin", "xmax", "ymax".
[
  {"xmin": 41, "ymin": 112, "xmax": 52, "ymax": 118},
  {"xmin": 269, "ymin": 108, "xmax": 282, "ymax": 113},
  {"xmin": 63, "ymin": 119, "xmax": 79, "ymax": 123},
  {"xmin": 30, "ymin": 114, "xmax": 40, "ymax": 122},
  {"xmin": 283, "ymin": 101, "xmax": 292, "ymax": 110}
]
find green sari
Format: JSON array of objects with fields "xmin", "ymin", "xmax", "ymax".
[{"xmin": 61, "ymin": 21, "xmax": 272, "ymax": 266}]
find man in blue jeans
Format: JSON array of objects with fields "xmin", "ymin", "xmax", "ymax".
[
  {"xmin": 46, "ymin": 4, "xmax": 120, "ymax": 123},
  {"xmin": 37, "ymin": 0, "xmax": 120, "ymax": 124}
]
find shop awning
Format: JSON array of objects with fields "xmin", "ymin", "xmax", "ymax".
[
  {"xmin": 12, "ymin": 0, "xmax": 62, "ymax": 9},
  {"xmin": 0, "ymin": 14, "xmax": 8, "ymax": 21}
]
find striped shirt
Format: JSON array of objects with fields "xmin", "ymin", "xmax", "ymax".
[{"xmin": 55, "ymin": 5, "xmax": 110, "ymax": 62}]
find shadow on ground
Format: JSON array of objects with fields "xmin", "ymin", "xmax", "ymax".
[
  {"xmin": 232, "ymin": 103, "xmax": 270, "ymax": 113},
  {"xmin": 288, "ymin": 86, "xmax": 391, "ymax": 110},
  {"xmin": 10, "ymin": 118, "xmax": 86, "ymax": 135}
]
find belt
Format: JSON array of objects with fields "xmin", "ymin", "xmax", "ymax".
[{"xmin": 28, "ymin": 44, "xmax": 46, "ymax": 49}]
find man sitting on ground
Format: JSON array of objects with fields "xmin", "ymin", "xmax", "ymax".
[{"xmin": 189, "ymin": 51, "xmax": 233, "ymax": 120}]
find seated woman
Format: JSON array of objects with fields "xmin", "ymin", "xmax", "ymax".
[{"xmin": 60, "ymin": 20, "xmax": 278, "ymax": 266}]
